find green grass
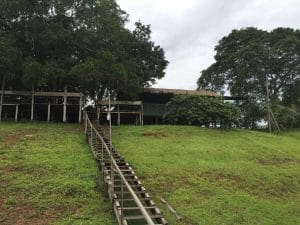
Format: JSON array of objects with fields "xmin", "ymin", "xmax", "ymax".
[
  {"xmin": 112, "ymin": 126, "xmax": 300, "ymax": 225},
  {"xmin": 0, "ymin": 122, "xmax": 115, "ymax": 225}
]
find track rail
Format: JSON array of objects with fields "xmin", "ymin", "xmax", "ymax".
[{"xmin": 84, "ymin": 111, "xmax": 167, "ymax": 225}]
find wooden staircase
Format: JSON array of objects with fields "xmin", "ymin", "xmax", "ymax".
[{"xmin": 84, "ymin": 111, "xmax": 168, "ymax": 225}]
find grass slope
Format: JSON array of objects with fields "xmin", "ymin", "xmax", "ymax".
[
  {"xmin": 0, "ymin": 122, "xmax": 115, "ymax": 225},
  {"xmin": 112, "ymin": 126, "xmax": 300, "ymax": 225}
]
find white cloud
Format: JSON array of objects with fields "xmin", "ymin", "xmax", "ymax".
[{"xmin": 117, "ymin": 0, "xmax": 300, "ymax": 90}]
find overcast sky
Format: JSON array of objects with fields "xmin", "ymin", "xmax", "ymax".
[{"xmin": 117, "ymin": 0, "xmax": 300, "ymax": 90}]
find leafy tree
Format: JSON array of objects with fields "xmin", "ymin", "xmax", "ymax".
[
  {"xmin": 131, "ymin": 22, "xmax": 168, "ymax": 86},
  {"xmin": 0, "ymin": 0, "xmax": 168, "ymax": 98},
  {"xmin": 274, "ymin": 104, "xmax": 299, "ymax": 129},
  {"xmin": 164, "ymin": 95, "xmax": 241, "ymax": 128},
  {"xmin": 238, "ymin": 100, "xmax": 265, "ymax": 129},
  {"xmin": 198, "ymin": 27, "xmax": 300, "ymax": 127},
  {"xmin": 0, "ymin": 37, "xmax": 21, "ymax": 88}
]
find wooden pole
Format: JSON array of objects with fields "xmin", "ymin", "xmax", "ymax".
[
  {"xmin": 160, "ymin": 198, "xmax": 182, "ymax": 220},
  {"xmin": 31, "ymin": 85, "xmax": 34, "ymax": 121},
  {"xmin": 79, "ymin": 96, "xmax": 83, "ymax": 124},
  {"xmin": 0, "ymin": 76, "xmax": 5, "ymax": 121},
  {"xmin": 266, "ymin": 75, "xmax": 272, "ymax": 132},
  {"xmin": 47, "ymin": 101, "xmax": 51, "ymax": 122},
  {"xmin": 99, "ymin": 105, "xmax": 101, "ymax": 125},
  {"xmin": 117, "ymin": 104, "xmax": 120, "ymax": 126},
  {"xmin": 108, "ymin": 93, "xmax": 112, "ymax": 152},
  {"xmin": 63, "ymin": 86, "xmax": 67, "ymax": 123},
  {"xmin": 139, "ymin": 111, "xmax": 142, "ymax": 125},
  {"xmin": 97, "ymin": 105, "xmax": 100, "ymax": 121},
  {"xmin": 141, "ymin": 104, "xmax": 144, "ymax": 126},
  {"xmin": 15, "ymin": 104, "xmax": 19, "ymax": 122},
  {"xmin": 84, "ymin": 111, "xmax": 88, "ymax": 135},
  {"xmin": 270, "ymin": 110, "xmax": 281, "ymax": 132}
]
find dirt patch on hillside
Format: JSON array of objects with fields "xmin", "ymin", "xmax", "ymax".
[
  {"xmin": 0, "ymin": 204, "xmax": 62, "ymax": 225},
  {"xmin": 201, "ymin": 171, "xmax": 243, "ymax": 189},
  {"xmin": 0, "ymin": 128, "xmax": 38, "ymax": 147},
  {"xmin": 256, "ymin": 156, "xmax": 299, "ymax": 167}
]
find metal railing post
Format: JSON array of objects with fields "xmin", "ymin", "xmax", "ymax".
[
  {"xmin": 121, "ymin": 180, "xmax": 124, "ymax": 225},
  {"xmin": 101, "ymin": 142, "xmax": 104, "ymax": 164},
  {"xmin": 111, "ymin": 164, "xmax": 114, "ymax": 194},
  {"xmin": 85, "ymin": 112, "xmax": 156, "ymax": 225},
  {"xmin": 90, "ymin": 124, "xmax": 93, "ymax": 146},
  {"xmin": 84, "ymin": 111, "xmax": 87, "ymax": 134}
]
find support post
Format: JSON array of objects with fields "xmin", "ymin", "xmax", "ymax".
[
  {"xmin": 117, "ymin": 104, "xmax": 120, "ymax": 126},
  {"xmin": 47, "ymin": 101, "xmax": 51, "ymax": 122},
  {"xmin": 97, "ymin": 106, "xmax": 100, "ymax": 121},
  {"xmin": 79, "ymin": 96, "xmax": 83, "ymax": 124},
  {"xmin": 139, "ymin": 110, "xmax": 142, "ymax": 126},
  {"xmin": 265, "ymin": 75, "xmax": 272, "ymax": 132},
  {"xmin": 0, "ymin": 76, "xmax": 5, "ymax": 121},
  {"xmin": 63, "ymin": 86, "xmax": 67, "ymax": 123},
  {"xmin": 15, "ymin": 104, "xmax": 19, "ymax": 122},
  {"xmin": 108, "ymin": 93, "xmax": 112, "ymax": 152},
  {"xmin": 31, "ymin": 85, "xmax": 34, "ymax": 121},
  {"xmin": 84, "ymin": 112, "xmax": 88, "ymax": 136},
  {"xmin": 141, "ymin": 104, "xmax": 144, "ymax": 126}
]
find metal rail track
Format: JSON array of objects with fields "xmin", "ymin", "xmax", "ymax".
[{"xmin": 84, "ymin": 111, "xmax": 168, "ymax": 225}]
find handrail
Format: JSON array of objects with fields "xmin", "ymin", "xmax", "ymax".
[{"xmin": 84, "ymin": 111, "xmax": 155, "ymax": 225}]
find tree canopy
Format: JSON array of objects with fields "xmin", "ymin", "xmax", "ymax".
[
  {"xmin": 0, "ymin": 0, "xmax": 168, "ymax": 98},
  {"xmin": 197, "ymin": 27, "xmax": 300, "ymax": 128},
  {"xmin": 198, "ymin": 27, "xmax": 300, "ymax": 100}
]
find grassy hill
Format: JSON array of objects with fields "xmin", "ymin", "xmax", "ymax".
[
  {"xmin": 112, "ymin": 126, "xmax": 300, "ymax": 225},
  {"xmin": 0, "ymin": 122, "xmax": 115, "ymax": 225},
  {"xmin": 1, "ymin": 122, "xmax": 299, "ymax": 225}
]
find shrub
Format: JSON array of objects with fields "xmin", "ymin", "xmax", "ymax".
[{"xmin": 164, "ymin": 95, "xmax": 241, "ymax": 128}]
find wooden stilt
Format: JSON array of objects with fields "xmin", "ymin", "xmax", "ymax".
[
  {"xmin": 79, "ymin": 96, "xmax": 83, "ymax": 124},
  {"xmin": 31, "ymin": 85, "xmax": 34, "ymax": 121},
  {"xmin": 0, "ymin": 76, "xmax": 5, "ymax": 121},
  {"xmin": 63, "ymin": 86, "xmax": 67, "ymax": 123},
  {"xmin": 139, "ymin": 111, "xmax": 142, "ymax": 126},
  {"xmin": 47, "ymin": 101, "xmax": 51, "ymax": 122},
  {"xmin": 141, "ymin": 104, "xmax": 144, "ymax": 126},
  {"xmin": 15, "ymin": 104, "xmax": 19, "ymax": 122},
  {"xmin": 99, "ymin": 106, "xmax": 101, "ymax": 125},
  {"xmin": 117, "ymin": 104, "xmax": 120, "ymax": 126},
  {"xmin": 97, "ymin": 106, "xmax": 100, "ymax": 121}
]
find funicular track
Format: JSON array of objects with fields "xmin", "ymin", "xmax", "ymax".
[{"xmin": 84, "ymin": 111, "xmax": 168, "ymax": 225}]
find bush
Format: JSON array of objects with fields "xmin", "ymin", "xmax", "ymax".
[
  {"xmin": 274, "ymin": 104, "xmax": 299, "ymax": 129},
  {"xmin": 164, "ymin": 95, "xmax": 241, "ymax": 128}
]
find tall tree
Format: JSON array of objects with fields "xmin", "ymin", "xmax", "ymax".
[
  {"xmin": 197, "ymin": 27, "xmax": 300, "ymax": 127},
  {"xmin": 0, "ymin": 0, "xmax": 168, "ymax": 98},
  {"xmin": 198, "ymin": 28, "xmax": 300, "ymax": 99}
]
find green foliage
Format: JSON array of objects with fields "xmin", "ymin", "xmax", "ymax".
[
  {"xmin": 22, "ymin": 57, "xmax": 45, "ymax": 88},
  {"xmin": 131, "ymin": 21, "xmax": 169, "ymax": 86},
  {"xmin": 197, "ymin": 28, "xmax": 300, "ymax": 128},
  {"xmin": 273, "ymin": 104, "xmax": 299, "ymax": 129},
  {"xmin": 0, "ymin": 37, "xmax": 21, "ymax": 86},
  {"xmin": 238, "ymin": 100, "xmax": 266, "ymax": 129},
  {"xmin": 198, "ymin": 27, "xmax": 300, "ymax": 100},
  {"xmin": 164, "ymin": 95, "xmax": 241, "ymax": 127},
  {"xmin": 113, "ymin": 125, "xmax": 300, "ymax": 225},
  {"xmin": 0, "ymin": 0, "xmax": 168, "ymax": 97}
]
